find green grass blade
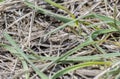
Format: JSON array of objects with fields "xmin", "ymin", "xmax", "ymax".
[
  {"xmin": 85, "ymin": 13, "xmax": 120, "ymax": 25},
  {"xmin": 91, "ymin": 29, "xmax": 117, "ymax": 39},
  {"xmin": 43, "ymin": 27, "xmax": 118, "ymax": 71},
  {"xmin": 86, "ymin": 13, "xmax": 120, "ymax": 30},
  {"xmin": 22, "ymin": 61, "xmax": 30, "ymax": 79},
  {"xmin": 0, "ymin": 44, "xmax": 29, "ymax": 79},
  {"xmin": 44, "ymin": 0, "xmax": 79, "ymax": 27},
  {"xmin": 3, "ymin": 46, "xmax": 120, "ymax": 62},
  {"xmin": 45, "ymin": 18, "xmax": 78, "ymax": 35},
  {"xmin": 24, "ymin": 0, "xmax": 73, "ymax": 23},
  {"xmin": 51, "ymin": 61, "xmax": 111, "ymax": 79},
  {"xmin": 44, "ymin": 0, "xmax": 75, "ymax": 19},
  {"xmin": 45, "ymin": 14, "xmax": 90, "ymax": 36},
  {"xmin": 1, "ymin": 32, "xmax": 30, "ymax": 79},
  {"xmin": 45, "ymin": 13, "xmax": 119, "ymax": 36},
  {"xmin": 60, "ymin": 28, "xmax": 117, "ymax": 61},
  {"xmin": 28, "ymin": 52, "xmax": 120, "ymax": 62},
  {"xmin": 0, "ymin": 0, "xmax": 4, "ymax": 2},
  {"xmin": 3, "ymin": 32, "xmax": 48, "ymax": 79}
]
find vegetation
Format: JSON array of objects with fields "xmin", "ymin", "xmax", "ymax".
[{"xmin": 1, "ymin": 0, "xmax": 120, "ymax": 79}]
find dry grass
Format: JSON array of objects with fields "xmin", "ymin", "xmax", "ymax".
[{"xmin": 1, "ymin": 0, "xmax": 120, "ymax": 79}]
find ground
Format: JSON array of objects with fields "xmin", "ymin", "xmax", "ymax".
[{"xmin": 0, "ymin": 0, "xmax": 120, "ymax": 79}]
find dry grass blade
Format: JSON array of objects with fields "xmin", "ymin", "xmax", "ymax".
[
  {"xmin": 2, "ymin": 32, "xmax": 48, "ymax": 79},
  {"xmin": 1, "ymin": 0, "xmax": 120, "ymax": 79},
  {"xmin": 24, "ymin": 0, "xmax": 73, "ymax": 23}
]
